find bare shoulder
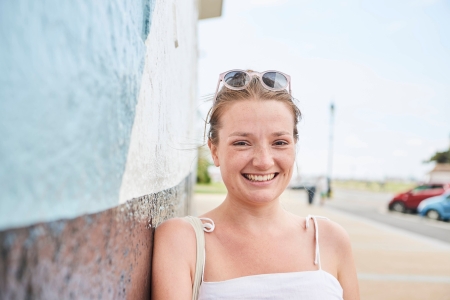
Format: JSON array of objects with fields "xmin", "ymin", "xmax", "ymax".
[
  {"xmin": 153, "ymin": 217, "xmax": 197, "ymax": 274},
  {"xmin": 317, "ymin": 218, "xmax": 360, "ymax": 299},
  {"xmin": 154, "ymin": 217, "xmax": 196, "ymax": 252},
  {"xmin": 152, "ymin": 217, "xmax": 197, "ymax": 300},
  {"xmin": 155, "ymin": 217, "xmax": 194, "ymax": 236},
  {"xmin": 316, "ymin": 218, "xmax": 352, "ymax": 251}
]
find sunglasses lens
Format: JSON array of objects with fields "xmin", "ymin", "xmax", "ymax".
[
  {"xmin": 262, "ymin": 72, "xmax": 288, "ymax": 89},
  {"xmin": 224, "ymin": 71, "xmax": 250, "ymax": 88}
]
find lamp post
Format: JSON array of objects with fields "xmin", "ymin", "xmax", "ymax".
[
  {"xmin": 327, "ymin": 102, "xmax": 335, "ymax": 198},
  {"xmin": 448, "ymin": 132, "xmax": 450, "ymax": 163}
]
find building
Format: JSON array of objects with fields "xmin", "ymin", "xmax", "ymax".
[
  {"xmin": 428, "ymin": 163, "xmax": 450, "ymax": 183},
  {"xmin": 0, "ymin": 0, "xmax": 222, "ymax": 298}
]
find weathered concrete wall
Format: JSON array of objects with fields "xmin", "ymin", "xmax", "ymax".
[
  {"xmin": 0, "ymin": 176, "xmax": 192, "ymax": 299},
  {"xmin": 0, "ymin": 0, "xmax": 198, "ymax": 298}
]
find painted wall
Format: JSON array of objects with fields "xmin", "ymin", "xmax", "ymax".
[
  {"xmin": 0, "ymin": 0, "xmax": 199, "ymax": 298},
  {"xmin": 120, "ymin": 0, "xmax": 198, "ymax": 203},
  {"xmin": 0, "ymin": 0, "xmax": 197, "ymax": 229}
]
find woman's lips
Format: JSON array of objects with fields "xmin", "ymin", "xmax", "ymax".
[{"xmin": 242, "ymin": 173, "xmax": 279, "ymax": 182}]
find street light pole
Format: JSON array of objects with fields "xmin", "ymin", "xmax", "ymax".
[
  {"xmin": 448, "ymin": 132, "xmax": 450, "ymax": 163},
  {"xmin": 327, "ymin": 102, "xmax": 335, "ymax": 198}
]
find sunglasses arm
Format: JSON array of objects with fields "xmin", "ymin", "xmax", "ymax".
[{"xmin": 212, "ymin": 78, "xmax": 222, "ymax": 104}]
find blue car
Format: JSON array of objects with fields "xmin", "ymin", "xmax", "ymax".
[{"xmin": 418, "ymin": 191, "xmax": 450, "ymax": 221}]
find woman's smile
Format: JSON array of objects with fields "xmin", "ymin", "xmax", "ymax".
[{"xmin": 242, "ymin": 173, "xmax": 278, "ymax": 182}]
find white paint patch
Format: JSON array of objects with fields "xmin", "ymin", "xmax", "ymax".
[{"xmin": 119, "ymin": 0, "xmax": 199, "ymax": 203}]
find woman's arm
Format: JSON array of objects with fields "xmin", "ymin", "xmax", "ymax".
[
  {"xmin": 151, "ymin": 218, "xmax": 196, "ymax": 300},
  {"xmin": 333, "ymin": 224, "xmax": 360, "ymax": 300}
]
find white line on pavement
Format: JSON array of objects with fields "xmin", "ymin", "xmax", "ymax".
[{"xmin": 358, "ymin": 273, "xmax": 450, "ymax": 283}]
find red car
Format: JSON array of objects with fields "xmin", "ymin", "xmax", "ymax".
[{"xmin": 388, "ymin": 183, "xmax": 450, "ymax": 213}]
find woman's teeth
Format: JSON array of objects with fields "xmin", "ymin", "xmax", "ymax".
[{"xmin": 244, "ymin": 173, "xmax": 276, "ymax": 182}]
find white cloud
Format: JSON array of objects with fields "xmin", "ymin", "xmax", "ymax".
[
  {"xmin": 345, "ymin": 135, "xmax": 368, "ymax": 148},
  {"xmin": 250, "ymin": 0, "xmax": 289, "ymax": 6},
  {"xmin": 406, "ymin": 138, "xmax": 423, "ymax": 146},
  {"xmin": 302, "ymin": 43, "xmax": 316, "ymax": 52},
  {"xmin": 332, "ymin": 154, "xmax": 385, "ymax": 180},
  {"xmin": 393, "ymin": 149, "xmax": 408, "ymax": 157}
]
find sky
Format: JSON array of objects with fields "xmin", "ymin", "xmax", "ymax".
[{"xmin": 197, "ymin": 0, "xmax": 450, "ymax": 181}]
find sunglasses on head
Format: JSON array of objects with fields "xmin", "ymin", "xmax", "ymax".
[{"xmin": 213, "ymin": 69, "xmax": 291, "ymax": 103}]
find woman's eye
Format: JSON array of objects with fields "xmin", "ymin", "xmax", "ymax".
[
  {"xmin": 233, "ymin": 141, "xmax": 248, "ymax": 146},
  {"xmin": 274, "ymin": 140, "xmax": 288, "ymax": 146}
]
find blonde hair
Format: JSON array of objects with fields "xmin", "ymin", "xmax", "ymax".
[{"xmin": 206, "ymin": 73, "xmax": 301, "ymax": 145}]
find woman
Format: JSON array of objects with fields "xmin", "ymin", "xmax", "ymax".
[{"xmin": 152, "ymin": 70, "xmax": 360, "ymax": 299}]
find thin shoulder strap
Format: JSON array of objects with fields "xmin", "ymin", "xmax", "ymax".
[
  {"xmin": 305, "ymin": 215, "xmax": 329, "ymax": 270},
  {"xmin": 184, "ymin": 216, "xmax": 215, "ymax": 300}
]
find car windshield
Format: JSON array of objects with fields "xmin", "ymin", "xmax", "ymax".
[
  {"xmin": 431, "ymin": 184, "xmax": 443, "ymax": 189},
  {"xmin": 412, "ymin": 185, "xmax": 429, "ymax": 192}
]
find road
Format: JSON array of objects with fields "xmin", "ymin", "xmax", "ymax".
[{"xmin": 324, "ymin": 188, "xmax": 450, "ymax": 244}]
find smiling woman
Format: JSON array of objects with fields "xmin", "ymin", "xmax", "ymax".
[{"xmin": 152, "ymin": 70, "xmax": 360, "ymax": 300}]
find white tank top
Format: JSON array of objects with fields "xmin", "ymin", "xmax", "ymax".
[{"xmin": 197, "ymin": 215, "xmax": 344, "ymax": 300}]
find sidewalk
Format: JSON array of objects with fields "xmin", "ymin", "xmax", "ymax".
[{"xmin": 193, "ymin": 189, "xmax": 450, "ymax": 300}]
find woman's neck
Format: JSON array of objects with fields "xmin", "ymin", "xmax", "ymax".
[{"xmin": 210, "ymin": 194, "xmax": 292, "ymax": 235}]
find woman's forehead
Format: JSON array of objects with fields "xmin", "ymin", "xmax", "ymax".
[{"xmin": 219, "ymin": 100, "xmax": 295, "ymax": 131}]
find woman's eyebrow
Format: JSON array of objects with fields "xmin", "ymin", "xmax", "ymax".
[
  {"xmin": 229, "ymin": 131, "xmax": 251, "ymax": 137},
  {"xmin": 273, "ymin": 131, "xmax": 291, "ymax": 136}
]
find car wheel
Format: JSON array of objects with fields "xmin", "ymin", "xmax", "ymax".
[
  {"xmin": 426, "ymin": 210, "xmax": 441, "ymax": 221},
  {"xmin": 391, "ymin": 201, "xmax": 406, "ymax": 213}
]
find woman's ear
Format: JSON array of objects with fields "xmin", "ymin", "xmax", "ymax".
[{"xmin": 208, "ymin": 139, "xmax": 220, "ymax": 167}]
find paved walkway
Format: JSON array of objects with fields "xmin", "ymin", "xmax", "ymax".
[{"xmin": 192, "ymin": 189, "xmax": 450, "ymax": 300}]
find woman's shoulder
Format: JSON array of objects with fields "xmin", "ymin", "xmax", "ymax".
[
  {"xmin": 315, "ymin": 217, "xmax": 352, "ymax": 254},
  {"xmin": 315, "ymin": 217, "xmax": 359, "ymax": 298},
  {"xmin": 152, "ymin": 217, "xmax": 198, "ymax": 299},
  {"xmin": 155, "ymin": 216, "xmax": 196, "ymax": 239},
  {"xmin": 154, "ymin": 217, "xmax": 197, "ymax": 254}
]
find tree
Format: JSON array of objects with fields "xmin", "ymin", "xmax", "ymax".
[
  {"xmin": 426, "ymin": 149, "xmax": 450, "ymax": 164},
  {"xmin": 197, "ymin": 146, "xmax": 211, "ymax": 184}
]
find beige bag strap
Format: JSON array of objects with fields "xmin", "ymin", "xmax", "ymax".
[{"xmin": 184, "ymin": 216, "xmax": 205, "ymax": 300}]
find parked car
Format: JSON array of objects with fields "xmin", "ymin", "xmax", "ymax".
[
  {"xmin": 418, "ymin": 191, "xmax": 450, "ymax": 221},
  {"xmin": 289, "ymin": 177, "xmax": 316, "ymax": 190},
  {"xmin": 388, "ymin": 183, "xmax": 450, "ymax": 213}
]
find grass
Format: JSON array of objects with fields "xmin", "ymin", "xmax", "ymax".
[{"xmin": 332, "ymin": 180, "xmax": 417, "ymax": 194}]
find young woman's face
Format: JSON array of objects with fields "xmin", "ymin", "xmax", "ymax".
[{"xmin": 209, "ymin": 99, "xmax": 296, "ymax": 205}]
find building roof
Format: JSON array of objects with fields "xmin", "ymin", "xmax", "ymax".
[{"xmin": 430, "ymin": 163, "xmax": 450, "ymax": 173}]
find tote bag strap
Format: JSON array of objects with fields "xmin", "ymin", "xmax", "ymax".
[{"xmin": 184, "ymin": 216, "xmax": 205, "ymax": 300}]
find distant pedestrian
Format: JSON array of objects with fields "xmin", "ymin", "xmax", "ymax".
[
  {"xmin": 307, "ymin": 185, "xmax": 316, "ymax": 205},
  {"xmin": 317, "ymin": 176, "xmax": 328, "ymax": 206}
]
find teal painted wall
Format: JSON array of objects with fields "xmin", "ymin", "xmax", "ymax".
[{"xmin": 0, "ymin": 0, "xmax": 155, "ymax": 229}]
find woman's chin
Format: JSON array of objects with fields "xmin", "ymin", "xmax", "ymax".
[{"xmin": 242, "ymin": 190, "xmax": 283, "ymax": 205}]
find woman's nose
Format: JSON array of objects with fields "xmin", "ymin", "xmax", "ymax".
[{"xmin": 252, "ymin": 146, "xmax": 274, "ymax": 170}]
